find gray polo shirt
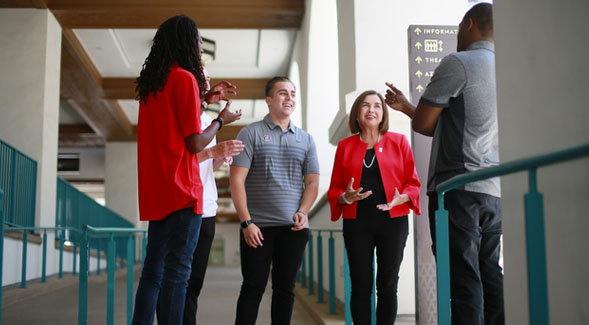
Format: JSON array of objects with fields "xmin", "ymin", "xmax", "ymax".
[
  {"xmin": 232, "ymin": 114, "xmax": 320, "ymax": 227},
  {"xmin": 420, "ymin": 41, "xmax": 500, "ymax": 197}
]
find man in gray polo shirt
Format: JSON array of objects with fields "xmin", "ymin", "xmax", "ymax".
[
  {"xmin": 230, "ymin": 76, "xmax": 320, "ymax": 325},
  {"xmin": 385, "ymin": 3, "xmax": 503, "ymax": 325}
]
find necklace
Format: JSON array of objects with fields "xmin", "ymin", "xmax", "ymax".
[
  {"xmin": 363, "ymin": 152, "xmax": 376, "ymax": 168},
  {"xmin": 360, "ymin": 133, "xmax": 381, "ymax": 169}
]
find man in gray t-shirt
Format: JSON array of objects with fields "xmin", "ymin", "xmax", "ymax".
[
  {"xmin": 230, "ymin": 76, "xmax": 320, "ymax": 324},
  {"xmin": 384, "ymin": 3, "xmax": 504, "ymax": 325}
]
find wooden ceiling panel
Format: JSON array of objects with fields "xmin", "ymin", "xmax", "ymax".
[
  {"xmin": 37, "ymin": 0, "xmax": 304, "ymax": 29},
  {"xmin": 103, "ymin": 78, "xmax": 266, "ymax": 100},
  {"xmin": 61, "ymin": 30, "xmax": 135, "ymax": 141}
]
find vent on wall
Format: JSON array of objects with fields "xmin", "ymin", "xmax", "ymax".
[{"xmin": 57, "ymin": 153, "xmax": 80, "ymax": 175}]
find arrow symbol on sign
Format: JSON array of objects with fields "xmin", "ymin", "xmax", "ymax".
[
  {"xmin": 414, "ymin": 27, "xmax": 422, "ymax": 35},
  {"xmin": 415, "ymin": 56, "xmax": 423, "ymax": 64},
  {"xmin": 415, "ymin": 42, "xmax": 422, "ymax": 50},
  {"xmin": 416, "ymin": 85, "xmax": 424, "ymax": 93},
  {"xmin": 415, "ymin": 70, "xmax": 423, "ymax": 78},
  {"xmin": 438, "ymin": 40, "xmax": 444, "ymax": 52}
]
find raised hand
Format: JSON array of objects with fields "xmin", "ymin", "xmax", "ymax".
[
  {"xmin": 340, "ymin": 178, "xmax": 372, "ymax": 204},
  {"xmin": 204, "ymin": 80, "xmax": 238, "ymax": 105},
  {"xmin": 376, "ymin": 188, "xmax": 409, "ymax": 211},
  {"xmin": 209, "ymin": 140, "xmax": 244, "ymax": 159},
  {"xmin": 384, "ymin": 82, "xmax": 410, "ymax": 112},
  {"xmin": 218, "ymin": 100, "xmax": 242, "ymax": 125}
]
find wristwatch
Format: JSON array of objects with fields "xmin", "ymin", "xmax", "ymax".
[
  {"xmin": 240, "ymin": 219, "xmax": 253, "ymax": 229},
  {"xmin": 212, "ymin": 117, "xmax": 224, "ymax": 130}
]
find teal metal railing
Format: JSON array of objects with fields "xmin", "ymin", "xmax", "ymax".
[
  {"xmin": 56, "ymin": 177, "xmax": 134, "ymax": 276},
  {"xmin": 299, "ymin": 228, "xmax": 378, "ymax": 325},
  {"xmin": 78, "ymin": 225, "xmax": 147, "ymax": 325},
  {"xmin": 434, "ymin": 142, "xmax": 589, "ymax": 325},
  {"xmin": 0, "ymin": 138, "xmax": 37, "ymax": 227}
]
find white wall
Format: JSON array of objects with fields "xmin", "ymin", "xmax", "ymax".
[
  {"xmin": 494, "ymin": 1, "xmax": 589, "ymax": 324},
  {"xmin": 0, "ymin": 8, "xmax": 64, "ymax": 284},
  {"xmin": 214, "ymin": 223, "xmax": 241, "ymax": 266},
  {"xmin": 59, "ymin": 147, "xmax": 106, "ymax": 180},
  {"xmin": 3, "ymin": 235, "xmax": 106, "ymax": 286},
  {"xmin": 105, "ymin": 142, "xmax": 139, "ymax": 226},
  {"xmin": 0, "ymin": 8, "xmax": 61, "ymax": 229}
]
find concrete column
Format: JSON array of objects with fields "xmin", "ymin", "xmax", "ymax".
[
  {"xmin": 290, "ymin": 0, "xmax": 340, "ymax": 195},
  {"xmin": 495, "ymin": 1, "xmax": 589, "ymax": 324},
  {"xmin": 105, "ymin": 142, "xmax": 139, "ymax": 226},
  {"xmin": 0, "ymin": 8, "xmax": 61, "ymax": 228}
]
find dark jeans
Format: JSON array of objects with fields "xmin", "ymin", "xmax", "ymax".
[
  {"xmin": 429, "ymin": 190, "xmax": 504, "ymax": 325},
  {"xmin": 132, "ymin": 208, "xmax": 201, "ymax": 325},
  {"xmin": 156, "ymin": 217, "xmax": 215, "ymax": 325},
  {"xmin": 184, "ymin": 216, "xmax": 215, "ymax": 325},
  {"xmin": 235, "ymin": 226, "xmax": 309, "ymax": 325},
  {"xmin": 343, "ymin": 214, "xmax": 409, "ymax": 325}
]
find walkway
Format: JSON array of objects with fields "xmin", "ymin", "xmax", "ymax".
[{"xmin": 2, "ymin": 265, "xmax": 318, "ymax": 324}]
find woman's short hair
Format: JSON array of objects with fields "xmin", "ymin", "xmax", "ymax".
[{"xmin": 348, "ymin": 90, "xmax": 389, "ymax": 134}]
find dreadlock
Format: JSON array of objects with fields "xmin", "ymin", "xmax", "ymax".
[{"xmin": 136, "ymin": 15, "xmax": 207, "ymax": 103}]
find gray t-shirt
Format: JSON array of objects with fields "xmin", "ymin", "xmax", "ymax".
[
  {"xmin": 232, "ymin": 114, "xmax": 320, "ymax": 227},
  {"xmin": 420, "ymin": 41, "xmax": 500, "ymax": 197}
]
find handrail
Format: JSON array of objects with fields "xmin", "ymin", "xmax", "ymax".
[
  {"xmin": 437, "ymin": 143, "xmax": 589, "ymax": 193},
  {"xmin": 434, "ymin": 142, "xmax": 589, "ymax": 325},
  {"xmin": 78, "ymin": 224, "xmax": 147, "ymax": 325}
]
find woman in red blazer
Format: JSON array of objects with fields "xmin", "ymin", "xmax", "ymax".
[{"xmin": 328, "ymin": 90, "xmax": 421, "ymax": 324}]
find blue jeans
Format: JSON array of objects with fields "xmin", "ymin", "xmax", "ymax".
[{"xmin": 132, "ymin": 207, "xmax": 202, "ymax": 325}]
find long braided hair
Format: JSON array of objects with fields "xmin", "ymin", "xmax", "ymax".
[{"xmin": 136, "ymin": 15, "xmax": 206, "ymax": 103}]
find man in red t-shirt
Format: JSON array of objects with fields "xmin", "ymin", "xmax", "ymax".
[{"xmin": 132, "ymin": 15, "xmax": 243, "ymax": 325}]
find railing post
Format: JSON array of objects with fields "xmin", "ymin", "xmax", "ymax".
[
  {"xmin": 317, "ymin": 231, "xmax": 324, "ymax": 303},
  {"xmin": 435, "ymin": 192, "xmax": 452, "ymax": 325},
  {"xmin": 96, "ymin": 246, "xmax": 101, "ymax": 276},
  {"xmin": 42, "ymin": 229, "xmax": 47, "ymax": 283},
  {"xmin": 301, "ymin": 248, "xmax": 307, "ymax": 288},
  {"xmin": 344, "ymin": 246, "xmax": 352, "ymax": 325},
  {"xmin": 127, "ymin": 234, "xmax": 135, "ymax": 325},
  {"xmin": 371, "ymin": 255, "xmax": 376, "ymax": 325},
  {"xmin": 21, "ymin": 230, "xmax": 28, "ymax": 288},
  {"xmin": 525, "ymin": 168, "xmax": 549, "ymax": 325},
  {"xmin": 308, "ymin": 231, "xmax": 314, "ymax": 295},
  {"xmin": 59, "ymin": 233, "xmax": 64, "ymax": 278},
  {"xmin": 107, "ymin": 233, "xmax": 116, "ymax": 325},
  {"xmin": 0, "ymin": 189, "xmax": 5, "ymax": 325},
  {"xmin": 73, "ymin": 243, "xmax": 78, "ymax": 276},
  {"xmin": 142, "ymin": 233, "xmax": 147, "ymax": 267},
  {"xmin": 328, "ymin": 232, "xmax": 337, "ymax": 315},
  {"xmin": 78, "ymin": 226, "xmax": 89, "ymax": 325}
]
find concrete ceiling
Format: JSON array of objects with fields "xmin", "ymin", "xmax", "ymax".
[{"xmin": 0, "ymin": 0, "xmax": 304, "ymax": 147}]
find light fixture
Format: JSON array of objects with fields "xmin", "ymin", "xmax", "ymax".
[{"xmin": 201, "ymin": 36, "xmax": 216, "ymax": 64}]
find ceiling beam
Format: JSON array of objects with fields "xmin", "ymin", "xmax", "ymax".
[
  {"xmin": 36, "ymin": 0, "xmax": 304, "ymax": 29},
  {"xmin": 61, "ymin": 29, "xmax": 135, "ymax": 141},
  {"xmin": 103, "ymin": 78, "xmax": 267, "ymax": 100}
]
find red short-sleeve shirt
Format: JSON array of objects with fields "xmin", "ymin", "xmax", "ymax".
[{"xmin": 137, "ymin": 65, "xmax": 203, "ymax": 221}]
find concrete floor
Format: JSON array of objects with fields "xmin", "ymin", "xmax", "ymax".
[{"xmin": 1, "ymin": 265, "xmax": 318, "ymax": 325}]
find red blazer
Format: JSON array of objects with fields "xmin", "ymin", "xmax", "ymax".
[{"xmin": 328, "ymin": 132, "xmax": 421, "ymax": 221}]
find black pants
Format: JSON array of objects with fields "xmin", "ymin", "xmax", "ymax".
[
  {"xmin": 156, "ymin": 217, "xmax": 215, "ymax": 325},
  {"xmin": 343, "ymin": 214, "xmax": 409, "ymax": 325},
  {"xmin": 429, "ymin": 190, "xmax": 504, "ymax": 325},
  {"xmin": 235, "ymin": 226, "xmax": 309, "ymax": 325}
]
